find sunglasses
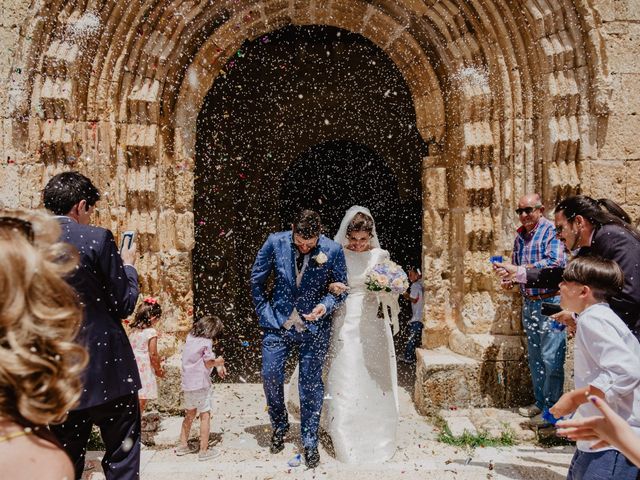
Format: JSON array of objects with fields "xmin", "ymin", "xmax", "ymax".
[
  {"xmin": 515, "ymin": 206, "xmax": 541, "ymax": 215},
  {"xmin": 0, "ymin": 216, "xmax": 34, "ymax": 243}
]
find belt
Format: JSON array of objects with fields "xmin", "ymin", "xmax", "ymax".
[{"xmin": 523, "ymin": 291, "xmax": 559, "ymax": 301}]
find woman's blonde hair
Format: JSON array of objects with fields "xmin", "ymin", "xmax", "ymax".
[{"xmin": 0, "ymin": 209, "xmax": 88, "ymax": 426}]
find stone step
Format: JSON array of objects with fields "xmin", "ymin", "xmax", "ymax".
[{"xmin": 414, "ymin": 346, "xmax": 533, "ymax": 412}]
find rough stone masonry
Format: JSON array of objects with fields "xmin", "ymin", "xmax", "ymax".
[{"xmin": 0, "ymin": 0, "xmax": 638, "ymax": 412}]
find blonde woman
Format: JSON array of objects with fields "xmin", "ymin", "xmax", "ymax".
[{"xmin": 0, "ymin": 209, "xmax": 88, "ymax": 479}]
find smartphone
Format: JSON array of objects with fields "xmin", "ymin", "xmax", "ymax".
[
  {"xmin": 120, "ymin": 230, "xmax": 136, "ymax": 253},
  {"xmin": 541, "ymin": 302, "xmax": 562, "ymax": 317}
]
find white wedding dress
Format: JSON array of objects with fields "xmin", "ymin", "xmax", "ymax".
[{"xmin": 287, "ymin": 207, "xmax": 399, "ymax": 464}]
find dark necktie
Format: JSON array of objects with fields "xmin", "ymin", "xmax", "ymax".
[{"xmin": 296, "ymin": 253, "xmax": 305, "ymax": 273}]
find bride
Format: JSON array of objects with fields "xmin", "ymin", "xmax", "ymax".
[{"xmin": 288, "ymin": 206, "xmax": 399, "ymax": 464}]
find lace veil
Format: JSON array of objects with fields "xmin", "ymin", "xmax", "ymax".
[{"xmin": 333, "ymin": 205, "xmax": 381, "ymax": 249}]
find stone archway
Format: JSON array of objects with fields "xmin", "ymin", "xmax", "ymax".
[
  {"xmin": 193, "ymin": 25, "xmax": 423, "ymax": 378},
  {"xmin": 5, "ymin": 0, "xmax": 611, "ymax": 408}
]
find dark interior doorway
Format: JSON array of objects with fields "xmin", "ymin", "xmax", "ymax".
[
  {"xmin": 193, "ymin": 25, "xmax": 426, "ymax": 381},
  {"xmin": 280, "ymin": 139, "xmax": 418, "ymax": 266}
]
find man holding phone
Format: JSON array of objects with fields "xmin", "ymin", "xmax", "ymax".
[
  {"xmin": 507, "ymin": 193, "xmax": 567, "ymax": 426},
  {"xmin": 43, "ymin": 172, "xmax": 141, "ymax": 480}
]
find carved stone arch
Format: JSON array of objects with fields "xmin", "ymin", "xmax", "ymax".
[
  {"xmin": 5, "ymin": 0, "xmax": 612, "ymax": 408},
  {"xmin": 172, "ymin": 0, "xmax": 446, "ymax": 167}
]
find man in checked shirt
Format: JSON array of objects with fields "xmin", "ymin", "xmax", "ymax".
[{"xmin": 506, "ymin": 193, "xmax": 567, "ymax": 425}]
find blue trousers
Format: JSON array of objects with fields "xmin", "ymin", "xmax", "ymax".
[
  {"xmin": 262, "ymin": 321, "xmax": 331, "ymax": 449},
  {"xmin": 567, "ymin": 449, "xmax": 639, "ymax": 480},
  {"xmin": 522, "ymin": 296, "xmax": 566, "ymax": 410},
  {"xmin": 404, "ymin": 322, "xmax": 423, "ymax": 361}
]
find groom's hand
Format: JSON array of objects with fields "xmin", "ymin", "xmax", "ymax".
[
  {"xmin": 303, "ymin": 304, "xmax": 327, "ymax": 322},
  {"xmin": 328, "ymin": 282, "xmax": 349, "ymax": 295}
]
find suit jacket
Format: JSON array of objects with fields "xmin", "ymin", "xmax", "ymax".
[
  {"xmin": 526, "ymin": 223, "xmax": 640, "ymax": 334},
  {"xmin": 58, "ymin": 217, "xmax": 141, "ymax": 409},
  {"xmin": 250, "ymin": 231, "xmax": 348, "ymax": 333}
]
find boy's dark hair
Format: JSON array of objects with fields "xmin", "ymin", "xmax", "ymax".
[
  {"xmin": 562, "ymin": 256, "xmax": 624, "ymax": 302},
  {"xmin": 292, "ymin": 209, "xmax": 322, "ymax": 239},
  {"xmin": 555, "ymin": 195, "xmax": 640, "ymax": 242},
  {"xmin": 407, "ymin": 265, "xmax": 422, "ymax": 275},
  {"xmin": 191, "ymin": 315, "xmax": 224, "ymax": 340},
  {"xmin": 130, "ymin": 301, "xmax": 162, "ymax": 329},
  {"xmin": 43, "ymin": 172, "xmax": 100, "ymax": 215},
  {"xmin": 346, "ymin": 212, "xmax": 374, "ymax": 236}
]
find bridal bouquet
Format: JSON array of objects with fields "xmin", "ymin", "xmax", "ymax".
[{"xmin": 365, "ymin": 259, "xmax": 409, "ymax": 295}]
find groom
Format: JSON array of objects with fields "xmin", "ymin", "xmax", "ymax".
[{"xmin": 251, "ymin": 209, "xmax": 347, "ymax": 468}]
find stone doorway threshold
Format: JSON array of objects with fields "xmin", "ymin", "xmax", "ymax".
[{"xmin": 82, "ymin": 384, "xmax": 573, "ymax": 479}]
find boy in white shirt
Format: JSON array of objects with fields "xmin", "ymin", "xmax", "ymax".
[
  {"xmin": 400, "ymin": 267, "xmax": 424, "ymax": 363},
  {"xmin": 550, "ymin": 256, "xmax": 640, "ymax": 480}
]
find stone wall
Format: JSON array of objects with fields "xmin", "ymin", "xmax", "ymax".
[{"xmin": 0, "ymin": 0, "xmax": 638, "ymax": 411}]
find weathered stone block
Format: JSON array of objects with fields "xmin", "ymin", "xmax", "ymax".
[
  {"xmin": 610, "ymin": 74, "xmax": 640, "ymax": 116},
  {"xmin": 159, "ymin": 250, "xmax": 192, "ymax": 296},
  {"xmin": 0, "ymin": 1, "xmax": 29, "ymax": 27},
  {"xmin": 449, "ymin": 331, "xmax": 526, "ymax": 362},
  {"xmin": 446, "ymin": 416, "xmax": 477, "ymax": 437},
  {"xmin": 0, "ymin": 163, "xmax": 19, "ymax": 207},
  {"xmin": 152, "ymin": 353, "xmax": 183, "ymax": 414},
  {"xmin": 422, "ymin": 165, "xmax": 447, "ymax": 211},
  {"xmin": 584, "ymin": 159, "xmax": 627, "ymax": 203},
  {"xmin": 626, "ymin": 161, "xmax": 640, "ymax": 205},
  {"xmin": 176, "ymin": 211, "xmax": 194, "ymax": 251},
  {"xmin": 414, "ymin": 346, "xmax": 532, "ymax": 414},
  {"xmin": 602, "ymin": 23, "xmax": 640, "ymax": 74},
  {"xmin": 597, "ymin": 115, "xmax": 640, "ymax": 160}
]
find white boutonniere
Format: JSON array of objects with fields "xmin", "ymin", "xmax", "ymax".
[{"xmin": 314, "ymin": 252, "xmax": 328, "ymax": 265}]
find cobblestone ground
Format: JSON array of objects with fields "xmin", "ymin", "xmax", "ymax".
[{"xmin": 83, "ymin": 383, "xmax": 573, "ymax": 480}]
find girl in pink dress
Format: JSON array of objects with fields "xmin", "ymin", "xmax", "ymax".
[{"xmin": 129, "ymin": 298, "xmax": 164, "ymax": 412}]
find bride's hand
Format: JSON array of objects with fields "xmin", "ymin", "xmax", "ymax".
[{"xmin": 328, "ymin": 282, "xmax": 349, "ymax": 295}]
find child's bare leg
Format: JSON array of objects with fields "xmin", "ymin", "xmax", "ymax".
[
  {"xmin": 179, "ymin": 409, "xmax": 197, "ymax": 448},
  {"xmin": 199, "ymin": 411, "xmax": 211, "ymax": 452}
]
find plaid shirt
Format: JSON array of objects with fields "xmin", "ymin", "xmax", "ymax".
[{"xmin": 512, "ymin": 216, "xmax": 566, "ymax": 297}]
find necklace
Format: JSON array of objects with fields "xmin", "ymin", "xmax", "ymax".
[{"xmin": 0, "ymin": 425, "xmax": 36, "ymax": 443}]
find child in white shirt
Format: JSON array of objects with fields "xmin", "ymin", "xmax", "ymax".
[
  {"xmin": 400, "ymin": 267, "xmax": 423, "ymax": 363},
  {"xmin": 550, "ymin": 256, "xmax": 640, "ymax": 480}
]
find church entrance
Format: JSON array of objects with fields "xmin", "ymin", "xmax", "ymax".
[{"xmin": 193, "ymin": 25, "xmax": 425, "ymax": 380}]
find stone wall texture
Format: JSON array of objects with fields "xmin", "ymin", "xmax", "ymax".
[{"xmin": 0, "ymin": 0, "xmax": 638, "ymax": 411}]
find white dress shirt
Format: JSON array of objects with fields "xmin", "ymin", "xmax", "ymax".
[{"xmin": 574, "ymin": 303, "xmax": 640, "ymax": 452}]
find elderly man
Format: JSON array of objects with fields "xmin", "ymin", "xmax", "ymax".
[{"xmin": 508, "ymin": 193, "xmax": 567, "ymax": 424}]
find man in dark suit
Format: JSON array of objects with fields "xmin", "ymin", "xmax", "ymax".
[{"xmin": 44, "ymin": 172, "xmax": 141, "ymax": 480}]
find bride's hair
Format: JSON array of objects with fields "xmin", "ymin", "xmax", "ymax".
[{"xmin": 346, "ymin": 212, "xmax": 374, "ymax": 236}]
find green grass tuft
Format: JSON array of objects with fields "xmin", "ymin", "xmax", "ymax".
[
  {"xmin": 87, "ymin": 426, "xmax": 106, "ymax": 450},
  {"xmin": 436, "ymin": 418, "xmax": 516, "ymax": 448}
]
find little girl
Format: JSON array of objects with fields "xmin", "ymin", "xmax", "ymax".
[
  {"xmin": 177, "ymin": 315, "xmax": 226, "ymax": 461},
  {"xmin": 129, "ymin": 297, "xmax": 164, "ymax": 412}
]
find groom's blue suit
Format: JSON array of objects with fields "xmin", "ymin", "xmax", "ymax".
[{"xmin": 251, "ymin": 231, "xmax": 347, "ymax": 449}]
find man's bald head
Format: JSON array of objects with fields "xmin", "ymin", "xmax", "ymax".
[
  {"xmin": 518, "ymin": 193, "xmax": 541, "ymax": 208},
  {"xmin": 517, "ymin": 193, "xmax": 545, "ymax": 232}
]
